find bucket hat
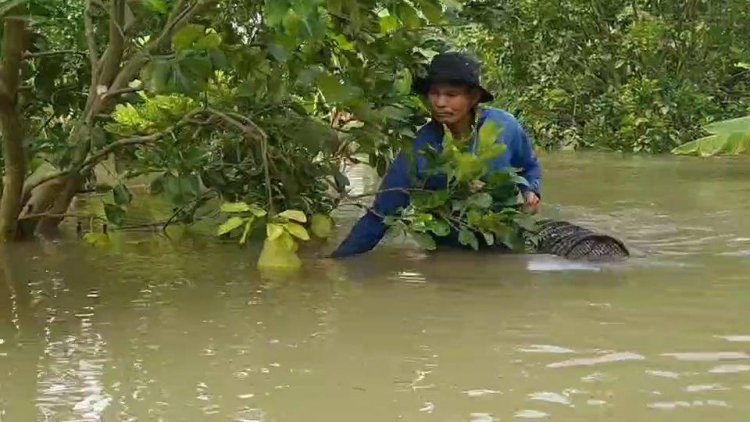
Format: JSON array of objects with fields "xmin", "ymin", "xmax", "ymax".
[{"xmin": 413, "ymin": 52, "xmax": 494, "ymax": 103}]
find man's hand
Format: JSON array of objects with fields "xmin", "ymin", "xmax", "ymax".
[
  {"xmin": 523, "ymin": 191, "xmax": 540, "ymax": 215},
  {"xmin": 469, "ymin": 179, "xmax": 486, "ymax": 193}
]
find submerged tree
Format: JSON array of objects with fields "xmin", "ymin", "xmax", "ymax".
[{"xmin": 1, "ymin": 0, "xmax": 488, "ymax": 268}]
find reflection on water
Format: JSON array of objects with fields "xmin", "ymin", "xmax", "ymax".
[{"xmin": 1, "ymin": 152, "xmax": 750, "ymax": 421}]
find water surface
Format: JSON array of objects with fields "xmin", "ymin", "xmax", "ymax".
[{"xmin": 1, "ymin": 152, "xmax": 749, "ymax": 421}]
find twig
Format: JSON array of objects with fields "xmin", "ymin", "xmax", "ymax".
[
  {"xmin": 343, "ymin": 187, "xmax": 434, "ymax": 200},
  {"xmin": 345, "ymin": 202, "xmax": 385, "ymax": 219},
  {"xmin": 207, "ymin": 108, "xmax": 266, "ymax": 142},
  {"xmin": 23, "ymin": 50, "xmax": 87, "ymax": 59},
  {"xmin": 102, "ymin": 86, "xmax": 142, "ymax": 99},
  {"xmin": 18, "ymin": 212, "xmax": 104, "ymax": 221},
  {"xmin": 206, "ymin": 108, "xmax": 275, "ymax": 214},
  {"xmin": 161, "ymin": 190, "xmax": 214, "ymax": 233},
  {"xmin": 22, "ymin": 110, "xmax": 202, "ymax": 198},
  {"xmin": 80, "ymin": 109, "xmax": 202, "ymax": 173}
]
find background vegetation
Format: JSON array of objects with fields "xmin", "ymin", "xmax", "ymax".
[{"xmin": 455, "ymin": 0, "xmax": 750, "ymax": 153}]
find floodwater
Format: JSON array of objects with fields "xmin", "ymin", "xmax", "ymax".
[{"xmin": 1, "ymin": 152, "xmax": 749, "ymax": 421}]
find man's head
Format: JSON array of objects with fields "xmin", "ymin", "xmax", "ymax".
[
  {"xmin": 413, "ymin": 52, "xmax": 494, "ymax": 125},
  {"xmin": 427, "ymin": 83, "xmax": 482, "ymax": 125}
]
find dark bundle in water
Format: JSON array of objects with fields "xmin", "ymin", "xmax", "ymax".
[{"xmin": 530, "ymin": 219, "xmax": 630, "ymax": 260}]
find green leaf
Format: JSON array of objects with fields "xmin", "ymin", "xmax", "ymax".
[
  {"xmin": 482, "ymin": 232, "xmax": 495, "ymax": 246},
  {"xmin": 427, "ymin": 219, "xmax": 451, "ymax": 237},
  {"xmin": 316, "ymin": 73, "xmax": 360, "ymax": 104},
  {"xmin": 311, "ymin": 214, "xmax": 333, "ymax": 238},
  {"xmin": 395, "ymin": 3, "xmax": 421, "ymax": 29},
  {"xmin": 83, "ymin": 232, "xmax": 110, "ymax": 248},
  {"xmin": 411, "ymin": 190, "xmax": 449, "ymax": 209},
  {"xmin": 173, "ymin": 24, "xmax": 205, "ymax": 51},
  {"xmin": 516, "ymin": 214, "xmax": 538, "ymax": 232},
  {"xmin": 458, "ymin": 229, "xmax": 479, "ymax": 250},
  {"xmin": 194, "ymin": 32, "xmax": 222, "ymax": 50},
  {"xmin": 163, "ymin": 173, "xmax": 200, "ymax": 205},
  {"xmin": 501, "ymin": 231, "xmax": 526, "ymax": 252},
  {"xmin": 468, "ymin": 192, "xmax": 493, "ymax": 209},
  {"xmin": 285, "ymin": 222, "xmax": 310, "ymax": 240},
  {"xmin": 218, "ymin": 216, "xmax": 246, "ymax": 235},
  {"xmin": 277, "ymin": 231, "xmax": 298, "ymax": 252},
  {"xmin": 113, "ymin": 184, "xmax": 132, "ymax": 206},
  {"xmin": 417, "ymin": 0, "xmax": 443, "ymax": 23},
  {"xmin": 704, "ymin": 115, "xmax": 750, "ymax": 135},
  {"xmin": 220, "ymin": 202, "xmax": 251, "ymax": 213},
  {"xmin": 412, "ymin": 232, "xmax": 437, "ymax": 250},
  {"xmin": 104, "ymin": 204, "xmax": 126, "ymax": 227},
  {"xmin": 277, "ymin": 209, "xmax": 307, "ymax": 223},
  {"xmin": 144, "ymin": 0, "xmax": 168, "ymax": 14},
  {"xmin": 265, "ymin": 0, "xmax": 291, "ymax": 27},
  {"xmin": 379, "ymin": 15, "xmax": 400, "ymax": 33},
  {"xmin": 248, "ymin": 204, "xmax": 268, "ymax": 217},
  {"xmin": 257, "ymin": 235, "xmax": 302, "ymax": 271},
  {"xmin": 477, "ymin": 120, "xmax": 503, "ymax": 153},
  {"xmin": 267, "ymin": 223, "xmax": 284, "ymax": 240}
]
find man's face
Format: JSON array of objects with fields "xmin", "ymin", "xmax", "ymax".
[{"xmin": 427, "ymin": 83, "xmax": 480, "ymax": 125}]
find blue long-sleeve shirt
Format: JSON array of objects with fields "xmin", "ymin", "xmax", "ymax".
[{"xmin": 331, "ymin": 107, "xmax": 542, "ymax": 259}]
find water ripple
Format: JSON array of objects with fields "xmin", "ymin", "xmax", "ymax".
[
  {"xmin": 709, "ymin": 364, "xmax": 750, "ymax": 374},
  {"xmin": 661, "ymin": 352, "xmax": 750, "ymax": 361},
  {"xmin": 548, "ymin": 352, "xmax": 645, "ymax": 368},
  {"xmin": 528, "ymin": 392, "xmax": 571, "ymax": 406},
  {"xmin": 516, "ymin": 344, "xmax": 575, "ymax": 354},
  {"xmin": 515, "ymin": 409, "xmax": 550, "ymax": 419}
]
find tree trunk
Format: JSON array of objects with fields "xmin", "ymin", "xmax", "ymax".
[
  {"xmin": 0, "ymin": 102, "xmax": 26, "ymax": 241},
  {"xmin": 34, "ymin": 176, "xmax": 82, "ymax": 235},
  {"xmin": 0, "ymin": 13, "xmax": 28, "ymax": 242}
]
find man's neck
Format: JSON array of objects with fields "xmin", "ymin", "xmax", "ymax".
[{"xmin": 445, "ymin": 111, "xmax": 476, "ymax": 142}]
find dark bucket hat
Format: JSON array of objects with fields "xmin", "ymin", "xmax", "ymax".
[{"xmin": 413, "ymin": 52, "xmax": 494, "ymax": 103}]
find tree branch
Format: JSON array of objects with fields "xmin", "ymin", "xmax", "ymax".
[
  {"xmin": 108, "ymin": 0, "xmax": 216, "ymax": 94},
  {"xmin": 80, "ymin": 109, "xmax": 202, "ymax": 173},
  {"xmin": 21, "ymin": 171, "xmax": 67, "ymax": 201},
  {"xmin": 206, "ymin": 108, "xmax": 266, "ymax": 142},
  {"xmin": 101, "ymin": 86, "xmax": 142, "ymax": 99},
  {"xmin": 84, "ymin": 0, "xmax": 100, "ymax": 78},
  {"xmin": 20, "ymin": 110, "xmax": 203, "ymax": 199},
  {"xmin": 97, "ymin": 0, "xmax": 126, "ymax": 87}
]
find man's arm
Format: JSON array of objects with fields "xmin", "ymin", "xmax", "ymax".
[
  {"xmin": 330, "ymin": 152, "xmax": 414, "ymax": 259},
  {"xmin": 508, "ymin": 121, "xmax": 542, "ymax": 196}
]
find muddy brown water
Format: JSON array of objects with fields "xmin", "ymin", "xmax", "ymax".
[{"xmin": 1, "ymin": 152, "xmax": 749, "ymax": 421}]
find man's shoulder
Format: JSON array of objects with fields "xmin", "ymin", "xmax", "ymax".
[{"xmin": 481, "ymin": 107, "xmax": 522, "ymax": 128}]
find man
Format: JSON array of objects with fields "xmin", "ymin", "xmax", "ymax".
[{"xmin": 331, "ymin": 52, "xmax": 542, "ymax": 259}]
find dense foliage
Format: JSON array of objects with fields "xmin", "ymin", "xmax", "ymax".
[
  {"xmin": 453, "ymin": 0, "xmax": 750, "ymax": 153},
  {"xmin": 0, "ymin": 0, "xmax": 472, "ymax": 268}
]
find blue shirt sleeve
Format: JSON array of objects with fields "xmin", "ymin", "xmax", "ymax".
[
  {"xmin": 330, "ymin": 151, "xmax": 415, "ymax": 259},
  {"xmin": 507, "ymin": 121, "xmax": 542, "ymax": 196}
]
